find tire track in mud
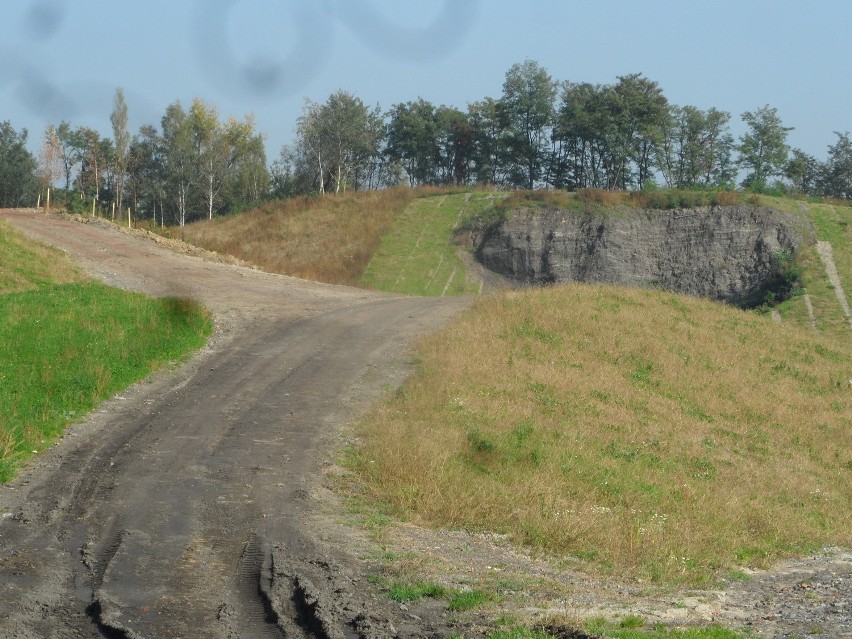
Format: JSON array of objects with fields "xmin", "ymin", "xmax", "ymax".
[{"xmin": 236, "ymin": 534, "xmax": 284, "ymax": 638}]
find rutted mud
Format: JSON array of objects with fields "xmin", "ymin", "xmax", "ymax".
[{"xmin": 0, "ymin": 209, "xmax": 469, "ymax": 638}]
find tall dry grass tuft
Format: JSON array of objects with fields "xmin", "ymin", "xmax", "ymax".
[
  {"xmin": 500, "ymin": 190, "xmax": 577, "ymax": 211},
  {"xmin": 577, "ymin": 188, "xmax": 626, "ymax": 207},
  {"xmin": 349, "ymin": 284, "xmax": 851, "ymax": 585},
  {"xmin": 177, "ymin": 188, "xmax": 423, "ymax": 286}
]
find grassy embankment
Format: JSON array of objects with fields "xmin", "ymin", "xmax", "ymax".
[
  {"xmin": 0, "ymin": 219, "xmax": 211, "ymax": 481},
  {"xmin": 342, "ymin": 193, "xmax": 850, "ymax": 590},
  {"xmin": 166, "ymin": 188, "xmax": 421, "ymax": 286},
  {"xmin": 350, "ymin": 283, "xmax": 850, "ymax": 586},
  {"xmin": 361, "ymin": 191, "xmax": 501, "ymax": 296},
  {"xmin": 160, "ymin": 187, "xmax": 499, "ymax": 295},
  {"xmin": 159, "ymin": 190, "xmax": 849, "ymax": 587},
  {"xmin": 760, "ymin": 196, "xmax": 851, "ymax": 337}
]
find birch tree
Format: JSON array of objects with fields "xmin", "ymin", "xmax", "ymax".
[
  {"xmin": 161, "ymin": 102, "xmax": 194, "ymax": 227},
  {"xmin": 76, "ymin": 128, "xmax": 113, "ymax": 205},
  {"xmin": 110, "ymin": 88, "xmax": 130, "ymax": 214},
  {"xmin": 38, "ymin": 125, "xmax": 63, "ymax": 191},
  {"xmin": 296, "ymin": 91, "xmax": 383, "ymax": 193},
  {"xmin": 296, "ymin": 99, "xmax": 327, "ymax": 194},
  {"xmin": 189, "ymin": 98, "xmax": 224, "ymax": 219}
]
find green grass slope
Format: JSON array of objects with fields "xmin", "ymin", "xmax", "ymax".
[
  {"xmin": 0, "ymin": 219, "xmax": 211, "ymax": 481},
  {"xmin": 361, "ymin": 191, "xmax": 501, "ymax": 296},
  {"xmin": 761, "ymin": 197, "xmax": 851, "ymax": 336}
]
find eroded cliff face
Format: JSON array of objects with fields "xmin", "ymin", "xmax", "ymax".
[{"xmin": 474, "ymin": 205, "xmax": 812, "ymax": 306}]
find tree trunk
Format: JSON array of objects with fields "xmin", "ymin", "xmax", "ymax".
[{"xmin": 208, "ymin": 166, "xmax": 214, "ymax": 220}]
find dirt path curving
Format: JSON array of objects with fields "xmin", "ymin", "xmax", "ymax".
[{"xmin": 0, "ymin": 209, "xmax": 469, "ymax": 638}]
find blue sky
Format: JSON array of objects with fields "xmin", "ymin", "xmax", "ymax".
[{"xmin": 3, "ymin": 0, "xmax": 851, "ymax": 163}]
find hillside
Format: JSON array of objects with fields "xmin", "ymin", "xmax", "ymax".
[
  {"xmin": 167, "ymin": 188, "xmax": 418, "ymax": 286},
  {"xmin": 348, "ymin": 283, "xmax": 851, "ymax": 584}
]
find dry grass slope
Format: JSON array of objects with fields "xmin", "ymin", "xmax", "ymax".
[
  {"xmin": 172, "ymin": 189, "xmax": 420, "ymax": 286},
  {"xmin": 349, "ymin": 284, "xmax": 851, "ymax": 586}
]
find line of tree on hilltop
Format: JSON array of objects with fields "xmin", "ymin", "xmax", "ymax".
[
  {"xmin": 277, "ymin": 61, "xmax": 851, "ymax": 200},
  {"xmin": 1, "ymin": 60, "xmax": 851, "ymax": 224}
]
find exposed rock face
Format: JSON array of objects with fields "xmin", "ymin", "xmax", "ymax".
[{"xmin": 474, "ymin": 205, "xmax": 812, "ymax": 306}]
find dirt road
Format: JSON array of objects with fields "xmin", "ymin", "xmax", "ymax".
[{"xmin": 0, "ymin": 210, "xmax": 469, "ymax": 638}]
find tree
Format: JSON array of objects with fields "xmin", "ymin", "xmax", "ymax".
[
  {"xmin": 54, "ymin": 121, "xmax": 85, "ymax": 197},
  {"xmin": 189, "ymin": 98, "xmax": 225, "ymax": 219},
  {"xmin": 324, "ymin": 91, "xmax": 383, "ymax": 192},
  {"xmin": 784, "ymin": 148, "xmax": 821, "ymax": 196},
  {"xmin": 433, "ymin": 105, "xmax": 473, "ymax": 185},
  {"xmin": 296, "ymin": 99, "xmax": 328, "ymax": 194},
  {"xmin": 76, "ymin": 128, "xmax": 113, "ymax": 206},
  {"xmin": 385, "ymin": 98, "xmax": 440, "ymax": 186},
  {"xmin": 497, "ymin": 60, "xmax": 556, "ymax": 189},
  {"xmin": 111, "ymin": 88, "xmax": 130, "ymax": 214},
  {"xmin": 553, "ymin": 82, "xmax": 611, "ymax": 189},
  {"xmin": 161, "ymin": 101, "xmax": 195, "ymax": 227},
  {"xmin": 467, "ymin": 97, "xmax": 504, "ymax": 186},
  {"xmin": 658, "ymin": 105, "xmax": 734, "ymax": 188},
  {"xmin": 607, "ymin": 73, "xmax": 669, "ymax": 189},
  {"xmin": 700, "ymin": 108, "xmax": 736, "ymax": 187},
  {"xmin": 222, "ymin": 114, "xmax": 270, "ymax": 208},
  {"xmin": 127, "ymin": 124, "xmax": 166, "ymax": 223},
  {"xmin": 737, "ymin": 105, "xmax": 792, "ymax": 190},
  {"xmin": 0, "ymin": 122, "xmax": 38, "ymax": 207},
  {"xmin": 37, "ymin": 125, "xmax": 63, "ymax": 191},
  {"xmin": 819, "ymin": 132, "xmax": 852, "ymax": 199}
]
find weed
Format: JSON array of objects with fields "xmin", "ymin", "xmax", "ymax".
[
  {"xmin": 448, "ymin": 589, "xmax": 494, "ymax": 611},
  {"xmin": 486, "ymin": 629, "xmax": 555, "ymax": 639},
  {"xmin": 584, "ymin": 617, "xmax": 747, "ymax": 637},
  {"xmin": 567, "ymin": 188, "xmax": 746, "ymax": 211},
  {"xmin": 618, "ymin": 615, "xmax": 646, "ymax": 629},
  {"xmin": 725, "ymin": 570, "xmax": 751, "ymax": 582},
  {"xmin": 387, "ymin": 582, "xmax": 446, "ymax": 603}
]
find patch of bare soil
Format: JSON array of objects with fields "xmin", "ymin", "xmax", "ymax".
[{"xmin": 0, "ymin": 209, "xmax": 847, "ymax": 638}]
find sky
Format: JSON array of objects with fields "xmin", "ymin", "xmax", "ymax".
[{"xmin": 3, "ymin": 0, "xmax": 852, "ymax": 165}]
